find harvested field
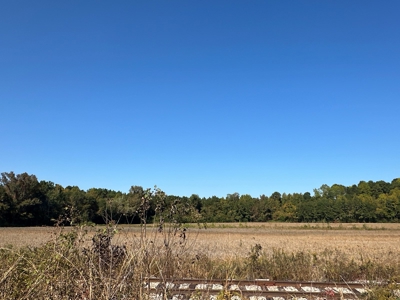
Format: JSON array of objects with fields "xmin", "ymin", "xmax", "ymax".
[
  {"xmin": 1, "ymin": 223, "xmax": 399, "ymax": 261},
  {"xmin": 187, "ymin": 225, "xmax": 400, "ymax": 259},
  {"xmin": 1, "ymin": 223, "xmax": 399, "ymax": 299}
]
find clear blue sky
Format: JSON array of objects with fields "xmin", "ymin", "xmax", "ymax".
[{"xmin": 1, "ymin": 1, "xmax": 399, "ymax": 198}]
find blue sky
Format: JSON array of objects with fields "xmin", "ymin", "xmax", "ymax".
[{"xmin": 1, "ymin": 1, "xmax": 399, "ymax": 198}]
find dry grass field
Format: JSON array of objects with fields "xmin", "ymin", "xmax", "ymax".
[
  {"xmin": 1, "ymin": 223, "xmax": 399, "ymax": 299},
  {"xmin": 2, "ymin": 222, "xmax": 399, "ymax": 261},
  {"xmin": 190, "ymin": 226, "xmax": 400, "ymax": 261}
]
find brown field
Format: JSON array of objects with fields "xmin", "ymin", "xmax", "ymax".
[
  {"xmin": 1, "ymin": 222, "xmax": 399, "ymax": 298},
  {"xmin": 1, "ymin": 222, "xmax": 399, "ymax": 261}
]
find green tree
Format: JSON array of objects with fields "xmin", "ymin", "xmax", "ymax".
[
  {"xmin": 113, "ymin": 185, "xmax": 147, "ymax": 223},
  {"xmin": 38, "ymin": 180, "xmax": 64, "ymax": 224},
  {"xmin": 189, "ymin": 194, "xmax": 202, "ymax": 212},
  {"xmin": 358, "ymin": 181, "xmax": 371, "ymax": 195},
  {"xmin": 273, "ymin": 202, "xmax": 298, "ymax": 222},
  {"xmin": 354, "ymin": 194, "xmax": 377, "ymax": 222},
  {"xmin": 330, "ymin": 184, "xmax": 346, "ymax": 200},
  {"xmin": 391, "ymin": 178, "xmax": 400, "ymax": 190},
  {"xmin": 62, "ymin": 186, "xmax": 98, "ymax": 224},
  {"xmin": 0, "ymin": 184, "xmax": 11, "ymax": 225},
  {"xmin": 0, "ymin": 172, "xmax": 42, "ymax": 225},
  {"xmin": 86, "ymin": 187, "xmax": 122, "ymax": 223},
  {"xmin": 369, "ymin": 180, "xmax": 390, "ymax": 198}
]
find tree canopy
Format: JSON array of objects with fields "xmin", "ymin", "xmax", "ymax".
[{"xmin": 0, "ymin": 171, "xmax": 399, "ymax": 226}]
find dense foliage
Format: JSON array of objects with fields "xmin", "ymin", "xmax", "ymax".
[{"xmin": 1, "ymin": 171, "xmax": 399, "ymax": 226}]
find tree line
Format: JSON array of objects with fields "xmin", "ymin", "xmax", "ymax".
[{"xmin": 1, "ymin": 171, "xmax": 399, "ymax": 226}]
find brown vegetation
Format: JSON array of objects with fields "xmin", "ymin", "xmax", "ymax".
[
  {"xmin": 2, "ymin": 222, "xmax": 400, "ymax": 260},
  {"xmin": 1, "ymin": 223, "xmax": 399, "ymax": 299}
]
